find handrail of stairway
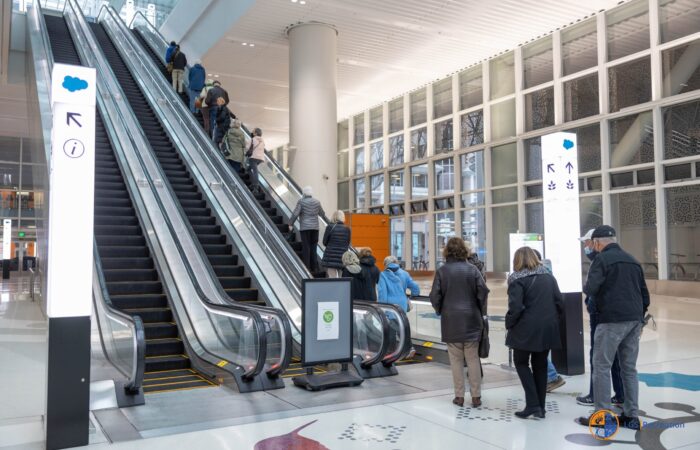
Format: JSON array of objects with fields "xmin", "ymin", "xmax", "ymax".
[
  {"xmin": 100, "ymin": 6, "xmax": 294, "ymax": 377},
  {"xmin": 352, "ymin": 301, "xmax": 391, "ymax": 368},
  {"xmin": 28, "ymin": 0, "xmax": 147, "ymax": 398},
  {"xmin": 64, "ymin": 0, "xmax": 271, "ymax": 383}
]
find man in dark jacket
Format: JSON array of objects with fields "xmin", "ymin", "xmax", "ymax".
[
  {"xmin": 578, "ymin": 225, "xmax": 649, "ymax": 430},
  {"xmin": 205, "ymin": 81, "xmax": 229, "ymax": 139},
  {"xmin": 169, "ymin": 45, "xmax": 187, "ymax": 94},
  {"xmin": 187, "ymin": 62, "xmax": 206, "ymax": 113}
]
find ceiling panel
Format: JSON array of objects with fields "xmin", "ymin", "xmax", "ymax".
[{"xmin": 198, "ymin": 0, "xmax": 627, "ymax": 148}]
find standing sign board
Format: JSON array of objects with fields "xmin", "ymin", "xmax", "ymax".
[
  {"xmin": 541, "ymin": 132, "xmax": 584, "ymax": 375},
  {"xmin": 541, "ymin": 132, "xmax": 582, "ymax": 293},
  {"xmin": 509, "ymin": 233, "xmax": 544, "ymax": 273},
  {"xmin": 300, "ymin": 278, "xmax": 352, "ymax": 365},
  {"xmin": 294, "ymin": 278, "xmax": 363, "ymax": 391},
  {"xmin": 45, "ymin": 63, "xmax": 96, "ymax": 450}
]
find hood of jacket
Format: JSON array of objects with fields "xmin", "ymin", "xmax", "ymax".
[
  {"xmin": 507, "ymin": 264, "xmax": 549, "ymax": 285},
  {"xmin": 360, "ymin": 255, "xmax": 376, "ymax": 267},
  {"xmin": 382, "ymin": 266, "xmax": 401, "ymax": 282},
  {"xmin": 342, "ymin": 251, "xmax": 361, "ymax": 274}
]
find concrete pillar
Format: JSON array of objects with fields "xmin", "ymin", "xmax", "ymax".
[{"xmin": 287, "ymin": 22, "xmax": 338, "ymax": 212}]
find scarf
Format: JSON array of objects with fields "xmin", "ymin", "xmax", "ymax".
[{"xmin": 507, "ymin": 264, "xmax": 549, "ymax": 285}]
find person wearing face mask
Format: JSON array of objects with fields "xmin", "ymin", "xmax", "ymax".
[{"xmin": 575, "ymin": 229, "xmax": 625, "ymax": 407}]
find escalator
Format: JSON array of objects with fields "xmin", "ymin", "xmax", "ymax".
[
  {"xmin": 130, "ymin": 27, "xmax": 311, "ymax": 273},
  {"xmin": 44, "ymin": 14, "xmax": 213, "ymax": 393},
  {"xmin": 90, "ymin": 22, "xmax": 264, "ymax": 307}
]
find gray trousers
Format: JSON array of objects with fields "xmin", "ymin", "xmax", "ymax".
[{"xmin": 592, "ymin": 321, "xmax": 642, "ymax": 417}]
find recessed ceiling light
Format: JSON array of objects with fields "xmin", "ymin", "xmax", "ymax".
[
  {"xmin": 291, "ymin": 0, "xmax": 298, "ymax": 2},
  {"xmin": 300, "ymin": 0, "xmax": 306, "ymax": 4},
  {"xmin": 208, "ymin": 73, "xmax": 212, "ymax": 76},
  {"xmin": 214, "ymin": 74, "xmax": 220, "ymax": 78},
  {"xmin": 242, "ymin": 42, "xmax": 248, "ymax": 46},
  {"xmin": 249, "ymin": 43, "xmax": 255, "ymax": 47}
]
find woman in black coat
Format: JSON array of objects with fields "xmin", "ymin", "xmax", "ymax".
[
  {"xmin": 322, "ymin": 210, "xmax": 351, "ymax": 278},
  {"xmin": 506, "ymin": 246, "xmax": 564, "ymax": 419},
  {"xmin": 430, "ymin": 237, "xmax": 489, "ymax": 408},
  {"xmin": 341, "ymin": 249, "xmax": 380, "ymax": 301}
]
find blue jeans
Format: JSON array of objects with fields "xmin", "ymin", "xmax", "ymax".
[
  {"xmin": 588, "ymin": 313, "xmax": 624, "ymax": 399},
  {"xmin": 228, "ymin": 159, "xmax": 242, "ymax": 174},
  {"xmin": 248, "ymin": 158, "xmax": 261, "ymax": 190},
  {"xmin": 547, "ymin": 356, "xmax": 558, "ymax": 382},
  {"xmin": 188, "ymin": 87, "xmax": 200, "ymax": 113},
  {"xmin": 209, "ymin": 106, "xmax": 219, "ymax": 139}
]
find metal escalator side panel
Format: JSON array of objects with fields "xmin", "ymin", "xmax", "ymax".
[{"xmin": 61, "ymin": 0, "xmax": 269, "ymax": 389}]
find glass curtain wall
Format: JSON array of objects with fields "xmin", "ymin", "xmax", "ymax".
[{"xmin": 336, "ymin": 0, "xmax": 700, "ymax": 277}]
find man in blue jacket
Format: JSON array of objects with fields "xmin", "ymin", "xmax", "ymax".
[
  {"xmin": 378, "ymin": 255, "xmax": 420, "ymax": 311},
  {"xmin": 577, "ymin": 225, "xmax": 650, "ymax": 430},
  {"xmin": 187, "ymin": 62, "xmax": 206, "ymax": 113}
]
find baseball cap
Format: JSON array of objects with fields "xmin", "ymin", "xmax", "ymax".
[
  {"xmin": 591, "ymin": 225, "xmax": 616, "ymax": 239},
  {"xmin": 578, "ymin": 229, "xmax": 595, "ymax": 242}
]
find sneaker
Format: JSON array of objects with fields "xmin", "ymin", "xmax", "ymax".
[
  {"xmin": 546, "ymin": 375, "xmax": 566, "ymax": 392},
  {"xmin": 406, "ymin": 347, "xmax": 417, "ymax": 360},
  {"xmin": 611, "ymin": 395, "xmax": 625, "ymax": 406},
  {"xmin": 576, "ymin": 394, "xmax": 594, "ymax": 406},
  {"xmin": 619, "ymin": 415, "xmax": 641, "ymax": 430}
]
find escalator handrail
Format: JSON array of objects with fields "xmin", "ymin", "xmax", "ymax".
[
  {"xmin": 111, "ymin": 7, "xmax": 312, "ymax": 318},
  {"xmin": 64, "ymin": 0, "xmax": 269, "ymax": 380},
  {"xmin": 377, "ymin": 301, "xmax": 413, "ymax": 365},
  {"xmin": 93, "ymin": 242, "xmax": 146, "ymax": 392},
  {"xmin": 352, "ymin": 300, "xmax": 391, "ymax": 368},
  {"xmin": 97, "ymin": 6, "xmax": 292, "ymax": 377},
  {"xmin": 28, "ymin": 0, "xmax": 146, "ymax": 393}
]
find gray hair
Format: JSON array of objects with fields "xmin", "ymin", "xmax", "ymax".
[
  {"xmin": 302, "ymin": 186, "xmax": 313, "ymax": 196},
  {"xmin": 595, "ymin": 236, "xmax": 617, "ymax": 245},
  {"xmin": 331, "ymin": 210, "xmax": 345, "ymax": 223},
  {"xmin": 232, "ymin": 119, "xmax": 242, "ymax": 128},
  {"xmin": 384, "ymin": 255, "xmax": 398, "ymax": 266}
]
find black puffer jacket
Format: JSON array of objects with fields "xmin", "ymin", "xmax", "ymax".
[
  {"xmin": 170, "ymin": 50, "xmax": 187, "ymax": 70},
  {"xmin": 430, "ymin": 258, "xmax": 489, "ymax": 342},
  {"xmin": 505, "ymin": 267, "xmax": 564, "ymax": 352},
  {"xmin": 584, "ymin": 243, "xmax": 650, "ymax": 324},
  {"xmin": 322, "ymin": 222, "xmax": 351, "ymax": 269},
  {"xmin": 342, "ymin": 255, "xmax": 380, "ymax": 301}
]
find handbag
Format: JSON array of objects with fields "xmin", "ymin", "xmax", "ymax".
[
  {"xmin": 194, "ymin": 97, "xmax": 203, "ymax": 109},
  {"xmin": 166, "ymin": 62, "xmax": 174, "ymax": 73},
  {"xmin": 220, "ymin": 138, "xmax": 231, "ymax": 157},
  {"xmin": 478, "ymin": 317, "xmax": 490, "ymax": 358},
  {"xmin": 245, "ymin": 139, "xmax": 254, "ymax": 158}
]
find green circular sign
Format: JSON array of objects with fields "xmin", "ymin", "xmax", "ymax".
[{"xmin": 323, "ymin": 310, "xmax": 334, "ymax": 323}]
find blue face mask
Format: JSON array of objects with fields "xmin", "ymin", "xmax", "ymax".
[{"xmin": 584, "ymin": 247, "xmax": 598, "ymax": 260}]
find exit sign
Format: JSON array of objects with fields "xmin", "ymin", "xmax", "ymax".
[{"xmin": 18, "ymin": 231, "xmax": 25, "ymax": 238}]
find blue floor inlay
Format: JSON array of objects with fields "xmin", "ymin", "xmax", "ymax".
[{"xmin": 639, "ymin": 372, "xmax": 700, "ymax": 391}]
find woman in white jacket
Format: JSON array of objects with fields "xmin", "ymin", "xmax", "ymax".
[{"xmin": 247, "ymin": 128, "xmax": 266, "ymax": 193}]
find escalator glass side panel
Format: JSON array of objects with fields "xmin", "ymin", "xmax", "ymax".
[{"xmin": 44, "ymin": 14, "xmax": 213, "ymax": 393}]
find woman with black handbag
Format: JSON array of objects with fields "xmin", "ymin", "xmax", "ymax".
[
  {"xmin": 429, "ymin": 237, "xmax": 489, "ymax": 408},
  {"xmin": 506, "ymin": 246, "xmax": 564, "ymax": 419}
]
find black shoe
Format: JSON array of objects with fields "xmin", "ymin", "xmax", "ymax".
[
  {"xmin": 611, "ymin": 395, "xmax": 625, "ymax": 406},
  {"xmin": 515, "ymin": 407, "xmax": 544, "ymax": 419},
  {"xmin": 619, "ymin": 415, "xmax": 641, "ymax": 430},
  {"xmin": 576, "ymin": 394, "xmax": 594, "ymax": 406}
]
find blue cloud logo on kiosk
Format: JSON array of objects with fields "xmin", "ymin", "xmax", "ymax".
[{"xmin": 62, "ymin": 75, "xmax": 88, "ymax": 92}]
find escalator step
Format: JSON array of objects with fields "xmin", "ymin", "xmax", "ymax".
[
  {"xmin": 123, "ymin": 307, "xmax": 173, "ymax": 323},
  {"xmin": 107, "ymin": 280, "xmax": 162, "ymax": 295},
  {"xmin": 143, "ymin": 378, "xmax": 214, "ymax": 393},
  {"xmin": 201, "ymin": 244, "xmax": 232, "ymax": 255},
  {"xmin": 100, "ymin": 257, "xmax": 153, "ymax": 270},
  {"xmin": 197, "ymin": 234, "xmax": 226, "ymax": 245},
  {"xmin": 102, "ymin": 268, "xmax": 159, "ymax": 282},
  {"xmin": 110, "ymin": 294, "xmax": 168, "ymax": 309},
  {"xmin": 94, "ymin": 215, "xmax": 138, "ymax": 226},
  {"xmin": 224, "ymin": 289, "xmax": 258, "ymax": 302},
  {"xmin": 99, "ymin": 246, "xmax": 149, "ymax": 258},
  {"xmin": 218, "ymin": 277, "xmax": 251, "ymax": 289},
  {"xmin": 207, "ymin": 255, "xmax": 238, "ymax": 266},
  {"xmin": 145, "ymin": 354, "xmax": 190, "ymax": 372},
  {"xmin": 213, "ymin": 266, "xmax": 245, "ymax": 277},
  {"xmin": 95, "ymin": 225, "xmax": 141, "ymax": 236},
  {"xmin": 192, "ymin": 224, "xmax": 221, "ymax": 235},
  {"xmin": 143, "ymin": 322, "xmax": 179, "ymax": 339},
  {"xmin": 95, "ymin": 235, "xmax": 145, "ymax": 246},
  {"xmin": 144, "ymin": 338, "xmax": 184, "ymax": 356},
  {"xmin": 94, "ymin": 206, "xmax": 135, "ymax": 216}
]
